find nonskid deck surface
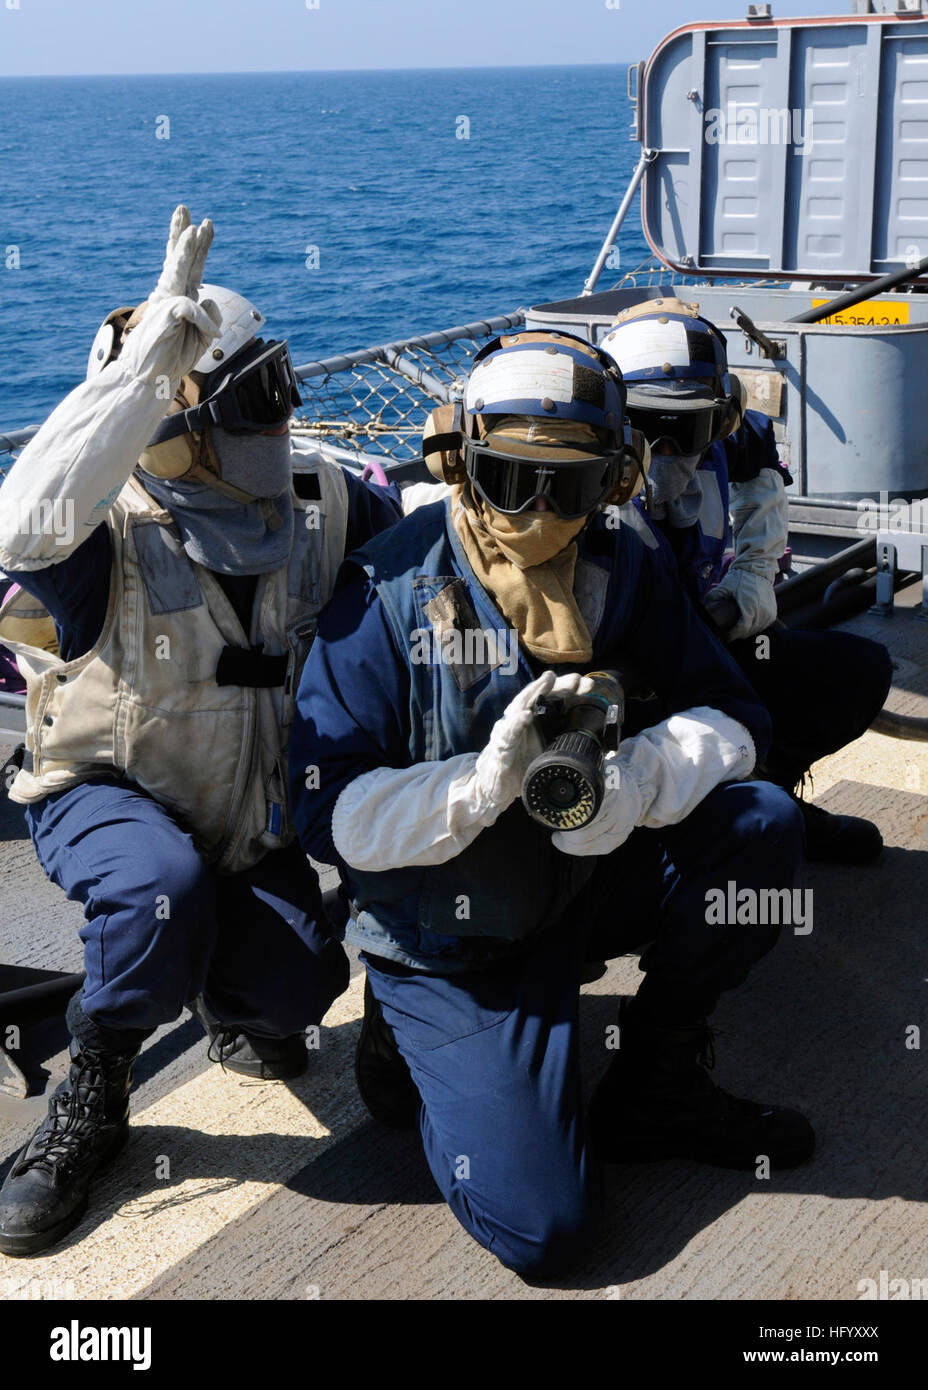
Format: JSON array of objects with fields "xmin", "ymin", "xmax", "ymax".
[
  {"xmin": 827, "ymin": 580, "xmax": 928, "ymax": 724},
  {"xmin": 0, "ymin": 652, "xmax": 925, "ymax": 1299}
]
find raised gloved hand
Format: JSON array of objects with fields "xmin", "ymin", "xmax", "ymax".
[
  {"xmin": 149, "ymin": 204, "xmax": 214, "ymax": 306},
  {"xmin": 119, "ymin": 205, "xmax": 222, "ymax": 388},
  {"xmin": 0, "ymin": 206, "xmax": 222, "ymax": 571},
  {"xmin": 331, "ymin": 670, "xmax": 595, "ymax": 872},
  {"xmin": 552, "ymin": 706, "xmax": 755, "ymax": 858},
  {"xmin": 708, "ymin": 469, "xmax": 789, "ymax": 641}
]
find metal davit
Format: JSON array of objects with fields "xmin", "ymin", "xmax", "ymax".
[{"xmin": 535, "ymin": 6, "xmax": 928, "ymax": 516}]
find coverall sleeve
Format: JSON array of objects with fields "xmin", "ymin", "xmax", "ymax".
[
  {"xmin": 340, "ymin": 469, "xmax": 403, "ymax": 552},
  {"xmin": 0, "ymin": 360, "xmax": 176, "ymax": 574},
  {"xmin": 1, "ymin": 526, "xmax": 113, "ymax": 662},
  {"xmin": 618, "ymin": 541, "xmax": 773, "ymax": 765},
  {"xmin": 288, "ymin": 567, "xmax": 412, "ymax": 871}
]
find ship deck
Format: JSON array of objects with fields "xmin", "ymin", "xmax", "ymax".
[{"xmin": 0, "ymin": 590, "xmax": 926, "ymax": 1302}]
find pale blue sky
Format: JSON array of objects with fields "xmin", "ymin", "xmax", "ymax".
[{"xmin": 0, "ymin": 0, "xmax": 857, "ymax": 77}]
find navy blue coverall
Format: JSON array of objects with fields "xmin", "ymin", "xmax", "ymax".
[
  {"xmin": 647, "ymin": 412, "xmax": 893, "ymax": 788},
  {"xmin": 289, "ymin": 500, "xmax": 806, "ymax": 1276}
]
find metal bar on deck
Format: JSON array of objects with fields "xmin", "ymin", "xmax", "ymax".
[
  {"xmin": 582, "ymin": 150, "xmax": 656, "ymax": 298},
  {"xmin": 775, "ymin": 537, "xmax": 875, "ymax": 611},
  {"xmin": 380, "ymin": 348, "xmax": 455, "ymax": 404},
  {"xmin": 789, "ymin": 253, "xmax": 928, "ymax": 325}
]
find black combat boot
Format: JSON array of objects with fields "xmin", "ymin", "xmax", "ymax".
[
  {"xmin": 792, "ymin": 794, "xmax": 883, "ymax": 865},
  {"xmin": 588, "ymin": 998, "xmax": 814, "ymax": 1171},
  {"xmin": 355, "ymin": 976, "xmax": 421, "ymax": 1130},
  {"xmin": 0, "ymin": 1038, "xmax": 138, "ymax": 1256},
  {"xmin": 193, "ymin": 997, "xmax": 308, "ymax": 1080},
  {"xmin": 764, "ymin": 762, "xmax": 883, "ymax": 866}
]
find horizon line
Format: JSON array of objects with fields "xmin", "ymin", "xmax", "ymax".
[{"xmin": 0, "ymin": 59, "xmax": 632, "ymax": 80}]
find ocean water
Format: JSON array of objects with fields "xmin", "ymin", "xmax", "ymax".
[{"xmin": 0, "ymin": 66, "xmax": 650, "ymax": 438}]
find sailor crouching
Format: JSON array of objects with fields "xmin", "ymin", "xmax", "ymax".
[
  {"xmin": 289, "ymin": 329, "xmax": 813, "ymax": 1278},
  {"xmin": 0, "ymin": 206, "xmax": 401, "ymax": 1257}
]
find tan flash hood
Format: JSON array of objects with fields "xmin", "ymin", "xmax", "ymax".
[{"xmin": 615, "ymin": 428, "xmax": 651, "ymax": 504}]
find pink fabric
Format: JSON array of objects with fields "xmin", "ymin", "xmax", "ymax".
[
  {"xmin": 361, "ymin": 460, "xmax": 390, "ymax": 489},
  {"xmin": 0, "ymin": 580, "xmax": 25, "ymax": 692}
]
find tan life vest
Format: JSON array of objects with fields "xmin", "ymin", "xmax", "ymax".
[{"xmin": 0, "ymin": 462, "xmax": 349, "ymax": 874}]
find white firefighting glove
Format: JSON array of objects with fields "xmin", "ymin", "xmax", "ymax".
[
  {"xmin": 331, "ymin": 670, "xmax": 595, "ymax": 871},
  {"xmin": 704, "ymin": 469, "xmax": 788, "ymax": 641},
  {"xmin": 0, "ymin": 207, "xmax": 220, "ymax": 571},
  {"xmin": 551, "ymin": 707, "xmax": 755, "ymax": 858},
  {"xmin": 123, "ymin": 204, "xmax": 221, "ymax": 385}
]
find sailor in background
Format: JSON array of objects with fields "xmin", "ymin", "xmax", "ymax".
[
  {"xmin": 289, "ymin": 330, "xmax": 814, "ymax": 1279},
  {"xmin": 600, "ymin": 299, "xmax": 893, "ymax": 864},
  {"xmin": 0, "ymin": 207, "xmax": 400, "ymax": 1256}
]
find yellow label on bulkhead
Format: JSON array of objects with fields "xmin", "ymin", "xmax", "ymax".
[{"xmin": 811, "ymin": 299, "xmax": 910, "ymax": 327}]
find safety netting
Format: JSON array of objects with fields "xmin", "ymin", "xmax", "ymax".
[
  {"xmin": 288, "ymin": 310, "xmax": 526, "ymax": 468},
  {"xmin": 604, "ymin": 257, "xmax": 788, "ymax": 296}
]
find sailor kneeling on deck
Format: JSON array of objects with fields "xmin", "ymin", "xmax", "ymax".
[
  {"xmin": 289, "ymin": 330, "xmax": 814, "ymax": 1279},
  {"xmin": 0, "ymin": 208, "xmax": 400, "ymax": 1257},
  {"xmin": 600, "ymin": 298, "xmax": 893, "ymax": 863}
]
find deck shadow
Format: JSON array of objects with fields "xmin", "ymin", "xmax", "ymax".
[{"xmin": 0, "ymin": 788, "xmax": 29, "ymax": 842}]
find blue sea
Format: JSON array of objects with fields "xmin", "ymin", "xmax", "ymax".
[{"xmin": 0, "ymin": 67, "xmax": 650, "ymax": 439}]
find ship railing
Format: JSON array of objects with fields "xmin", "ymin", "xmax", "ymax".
[
  {"xmin": 595, "ymin": 255, "xmax": 788, "ymax": 298},
  {"xmin": 288, "ymin": 310, "xmax": 526, "ymax": 479},
  {"xmin": 0, "ymin": 310, "xmax": 528, "ymax": 484}
]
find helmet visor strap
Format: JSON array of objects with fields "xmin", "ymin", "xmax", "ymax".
[
  {"xmin": 463, "ymin": 439, "xmax": 623, "ymax": 520},
  {"xmin": 625, "ymin": 402, "xmax": 725, "ymax": 456}
]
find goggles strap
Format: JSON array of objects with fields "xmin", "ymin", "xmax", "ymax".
[
  {"xmin": 422, "ymin": 430, "xmax": 462, "ymax": 460},
  {"xmin": 151, "ymin": 405, "xmax": 212, "ymax": 443}
]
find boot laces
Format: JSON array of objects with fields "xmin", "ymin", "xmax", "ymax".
[
  {"xmin": 14, "ymin": 1054, "xmax": 111, "ymax": 1179},
  {"xmin": 696, "ymin": 1028, "xmax": 716, "ymax": 1072},
  {"xmin": 206, "ymin": 1026, "xmax": 241, "ymax": 1071},
  {"xmin": 693, "ymin": 1026, "xmax": 766, "ymax": 1119}
]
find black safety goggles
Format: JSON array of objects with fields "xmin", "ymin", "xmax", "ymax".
[
  {"xmin": 151, "ymin": 339, "xmax": 302, "ymax": 444},
  {"xmin": 462, "ymin": 437, "xmax": 626, "ymax": 520},
  {"xmin": 625, "ymin": 401, "xmax": 727, "ymax": 457},
  {"xmin": 201, "ymin": 339, "xmax": 302, "ymax": 432}
]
